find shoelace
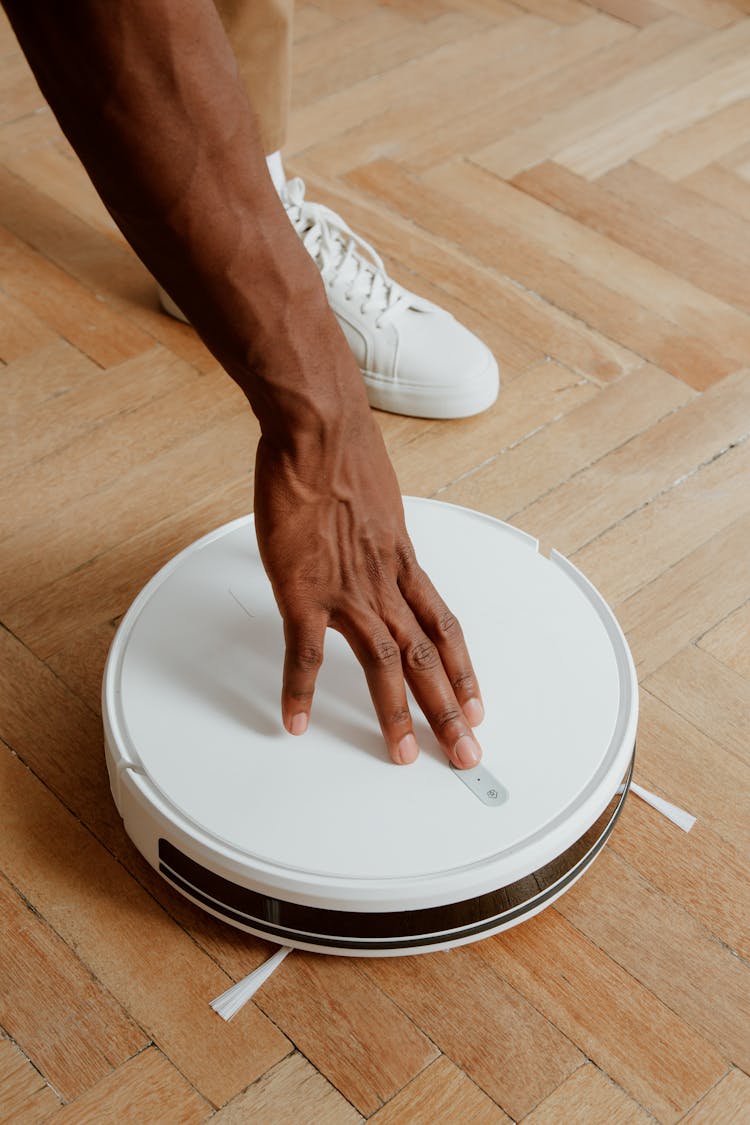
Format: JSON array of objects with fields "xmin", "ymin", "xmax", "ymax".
[{"xmin": 281, "ymin": 177, "xmax": 411, "ymax": 328}]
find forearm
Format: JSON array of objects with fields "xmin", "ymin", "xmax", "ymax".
[{"xmin": 3, "ymin": 0, "xmax": 364, "ymax": 444}]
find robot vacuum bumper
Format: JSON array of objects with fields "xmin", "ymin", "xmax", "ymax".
[{"xmin": 103, "ymin": 498, "xmax": 638, "ymax": 957}]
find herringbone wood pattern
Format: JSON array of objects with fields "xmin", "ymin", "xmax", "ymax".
[{"xmin": 1, "ymin": 1, "xmax": 749, "ymax": 1122}]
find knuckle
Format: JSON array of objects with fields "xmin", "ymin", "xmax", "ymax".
[
  {"xmin": 292, "ymin": 644, "xmax": 323, "ymax": 671},
  {"xmin": 369, "ymin": 635, "xmax": 400, "ymax": 668},
  {"xmin": 452, "ymin": 671, "xmax": 475, "ymax": 694},
  {"xmin": 388, "ymin": 706, "xmax": 412, "ymax": 727},
  {"xmin": 432, "ymin": 705, "xmax": 463, "ymax": 734},
  {"xmin": 435, "ymin": 609, "xmax": 463, "ymax": 644},
  {"xmin": 438, "ymin": 609, "xmax": 461, "ymax": 635},
  {"xmin": 406, "ymin": 639, "xmax": 440, "ymax": 672},
  {"xmin": 396, "ymin": 541, "xmax": 418, "ymax": 573}
]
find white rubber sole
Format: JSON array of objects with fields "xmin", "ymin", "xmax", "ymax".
[
  {"xmin": 158, "ymin": 286, "xmax": 500, "ymax": 419},
  {"xmin": 158, "ymin": 286, "xmax": 189, "ymax": 323},
  {"xmin": 363, "ymin": 352, "xmax": 499, "ymax": 420}
]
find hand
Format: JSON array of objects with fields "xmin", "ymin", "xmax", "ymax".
[{"xmin": 253, "ymin": 400, "xmax": 484, "ymax": 768}]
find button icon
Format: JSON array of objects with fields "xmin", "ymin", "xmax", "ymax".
[{"xmin": 487, "ymin": 788, "xmax": 498, "ymax": 799}]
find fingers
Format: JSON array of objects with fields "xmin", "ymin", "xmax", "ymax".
[
  {"xmin": 388, "ymin": 607, "xmax": 482, "ymax": 771},
  {"xmin": 280, "ymin": 564, "xmax": 482, "ymax": 774},
  {"xmin": 399, "ymin": 565, "xmax": 484, "ymax": 730},
  {"xmin": 336, "ymin": 614, "xmax": 419, "ymax": 766},
  {"xmin": 281, "ymin": 613, "xmax": 328, "ymax": 736}
]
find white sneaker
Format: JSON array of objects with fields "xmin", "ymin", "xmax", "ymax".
[{"xmin": 158, "ymin": 176, "xmax": 499, "ymax": 419}]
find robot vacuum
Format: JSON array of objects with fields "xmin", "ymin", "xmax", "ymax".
[{"xmin": 103, "ymin": 497, "xmax": 638, "ymax": 958}]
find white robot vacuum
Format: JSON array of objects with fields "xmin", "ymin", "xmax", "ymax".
[{"xmin": 103, "ymin": 498, "xmax": 638, "ymax": 958}]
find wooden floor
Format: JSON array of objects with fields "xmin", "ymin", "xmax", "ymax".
[{"xmin": 2, "ymin": 0, "xmax": 749, "ymax": 1121}]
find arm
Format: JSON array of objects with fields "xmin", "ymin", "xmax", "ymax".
[{"xmin": 4, "ymin": 0, "xmax": 484, "ymax": 767}]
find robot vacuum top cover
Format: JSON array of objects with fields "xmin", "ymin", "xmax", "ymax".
[{"xmin": 104, "ymin": 497, "xmax": 637, "ymax": 930}]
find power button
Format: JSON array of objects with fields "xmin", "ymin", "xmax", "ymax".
[{"xmin": 450, "ymin": 763, "xmax": 509, "ymax": 807}]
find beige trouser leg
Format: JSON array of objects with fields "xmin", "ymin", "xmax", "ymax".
[{"xmin": 213, "ymin": 0, "xmax": 293, "ymax": 154}]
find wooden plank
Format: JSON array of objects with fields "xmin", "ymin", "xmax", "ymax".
[
  {"xmin": 0, "ymin": 407, "xmax": 257, "ymax": 609},
  {"xmin": 255, "ymin": 953, "xmax": 437, "ymax": 1117},
  {"xmin": 610, "ymin": 781, "xmax": 750, "ymax": 960},
  {"xmin": 0, "ymin": 625, "xmax": 286, "ymax": 998},
  {"xmin": 0, "ymin": 1036, "xmax": 61, "ymax": 1125},
  {"xmin": 293, "ymin": 4, "xmax": 341, "ymax": 42},
  {"xmin": 0, "ymin": 623, "xmax": 129, "ymax": 847},
  {"xmin": 401, "ymin": 15, "xmax": 696, "ymax": 174},
  {"xmin": 369, "ymin": 1055, "xmax": 510, "ymax": 1124},
  {"xmin": 0, "ymin": 53, "xmax": 46, "ymax": 125},
  {"xmin": 557, "ymin": 46, "xmax": 750, "ymax": 177},
  {"xmin": 556, "ymin": 848, "xmax": 750, "ymax": 1070},
  {"xmin": 568, "ymin": 436, "xmax": 750, "ymax": 613},
  {"xmin": 645, "ymin": 645, "xmax": 750, "ymax": 765},
  {"xmin": 681, "ymin": 1068, "xmax": 750, "ymax": 1124},
  {"xmin": 698, "ymin": 600, "xmax": 750, "ymax": 679},
  {"xmin": 636, "ymin": 690, "xmax": 750, "ymax": 857},
  {"xmin": 294, "ymin": 7, "xmax": 410, "ymax": 77},
  {"xmin": 582, "ymin": 0, "xmax": 668, "ymax": 25},
  {"xmin": 601, "ymin": 161, "xmax": 750, "ymax": 266},
  {"xmin": 350, "ymin": 155, "xmax": 727, "ymax": 388},
  {"xmin": 0, "ymin": 872, "xmax": 146, "ymax": 1102},
  {"xmin": 617, "ymin": 514, "xmax": 750, "ymax": 677},
  {"xmin": 1, "ymin": 360, "xmax": 241, "ymax": 548},
  {"xmin": 2, "ymin": 138, "xmax": 123, "ymax": 246},
  {"xmin": 0, "ymin": 288, "xmax": 57, "ymax": 363},
  {"xmin": 213, "ymin": 1052, "xmax": 362, "ymax": 1124},
  {"xmin": 363, "ymin": 944, "xmax": 582, "ymax": 1121},
  {"xmin": 392, "ymin": 360, "xmax": 598, "ymax": 497},
  {"xmin": 302, "ymin": 13, "xmax": 632, "ymax": 176},
  {"xmin": 654, "ymin": 0, "xmax": 746, "ymax": 27},
  {"xmin": 0, "ymin": 744, "xmax": 291, "ymax": 1108},
  {"xmin": 287, "ymin": 14, "xmax": 578, "ymax": 157},
  {"xmin": 45, "ymin": 1046, "xmax": 209, "ymax": 1124},
  {"xmin": 2, "ymin": 338, "xmax": 99, "ymax": 417},
  {"xmin": 2, "ymin": 475, "xmax": 251, "ymax": 660},
  {"xmin": 0, "ymin": 165, "xmax": 217, "ymax": 375},
  {"xmin": 477, "ymin": 910, "xmax": 725, "ymax": 1123},
  {"xmin": 44, "ymin": 617, "xmax": 117, "ymax": 714},
  {"xmin": 518, "ymin": 369, "xmax": 750, "ymax": 563},
  {"xmin": 637, "ymin": 96, "xmax": 750, "ymax": 179},
  {"xmin": 294, "ymin": 12, "xmax": 486, "ymax": 108},
  {"xmin": 723, "ymin": 138, "xmax": 750, "ymax": 179},
  {"xmin": 474, "ymin": 19, "xmax": 750, "ymax": 178},
  {"xmin": 511, "ymin": 160, "xmax": 750, "ymax": 322},
  {"xmin": 510, "ymin": 0, "xmax": 589, "ymax": 22},
  {"xmin": 1, "ymin": 344, "xmax": 199, "ymax": 478},
  {"xmin": 439, "ymin": 366, "xmax": 692, "ymax": 520},
  {"xmin": 0, "ymin": 223, "xmax": 153, "ymax": 369},
  {"xmin": 684, "ymin": 163, "xmax": 750, "ymax": 224},
  {"xmin": 523, "ymin": 1062, "xmax": 652, "ymax": 1123},
  {"xmin": 424, "ymin": 159, "xmax": 750, "ymax": 377}
]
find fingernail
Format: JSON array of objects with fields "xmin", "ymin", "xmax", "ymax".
[
  {"xmin": 454, "ymin": 734, "xmax": 480, "ymax": 768},
  {"xmin": 463, "ymin": 697, "xmax": 484, "ymax": 726},
  {"xmin": 396, "ymin": 733, "xmax": 419, "ymax": 765},
  {"xmin": 290, "ymin": 713, "xmax": 308, "ymax": 735}
]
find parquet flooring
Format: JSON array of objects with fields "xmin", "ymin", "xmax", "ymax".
[{"xmin": 1, "ymin": 1, "xmax": 749, "ymax": 1122}]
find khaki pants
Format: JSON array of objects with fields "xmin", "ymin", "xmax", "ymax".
[{"xmin": 215, "ymin": 0, "xmax": 293, "ymax": 154}]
